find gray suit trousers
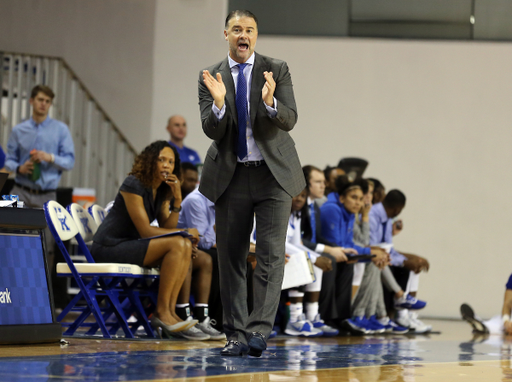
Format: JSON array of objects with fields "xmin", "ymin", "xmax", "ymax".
[{"xmin": 215, "ymin": 163, "xmax": 291, "ymax": 344}]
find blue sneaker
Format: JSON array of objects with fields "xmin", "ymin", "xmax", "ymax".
[
  {"xmin": 285, "ymin": 314, "xmax": 323, "ymax": 337},
  {"xmin": 268, "ymin": 329, "xmax": 277, "ymax": 339},
  {"xmin": 342, "ymin": 316, "xmax": 370, "ymax": 334},
  {"xmin": 311, "ymin": 314, "xmax": 339, "ymax": 336},
  {"xmin": 394, "ymin": 294, "xmax": 426, "ymax": 310},
  {"xmin": 374, "ymin": 316, "xmax": 409, "ymax": 334},
  {"xmin": 367, "ymin": 316, "xmax": 387, "ymax": 334}
]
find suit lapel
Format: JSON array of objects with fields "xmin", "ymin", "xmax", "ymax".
[
  {"xmin": 250, "ymin": 53, "xmax": 267, "ymax": 127},
  {"xmin": 219, "ymin": 58, "xmax": 237, "ymax": 123}
]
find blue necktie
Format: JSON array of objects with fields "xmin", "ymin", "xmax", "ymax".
[
  {"xmin": 236, "ymin": 63, "xmax": 248, "ymax": 160},
  {"xmin": 309, "ymin": 203, "xmax": 317, "ymax": 244},
  {"xmin": 381, "ymin": 221, "xmax": 388, "ymax": 242}
]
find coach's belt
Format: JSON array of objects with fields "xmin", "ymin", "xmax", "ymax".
[{"xmin": 240, "ymin": 160, "xmax": 266, "ymax": 167}]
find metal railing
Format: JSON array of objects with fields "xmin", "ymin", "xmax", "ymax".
[{"xmin": 0, "ymin": 52, "xmax": 137, "ymax": 206}]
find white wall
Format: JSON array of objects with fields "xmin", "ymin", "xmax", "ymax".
[
  {"xmin": 259, "ymin": 37, "xmax": 512, "ymax": 319},
  {"xmin": 0, "ymin": 0, "xmax": 156, "ymax": 152},
  {"xmin": 149, "ymin": 0, "xmax": 228, "ymax": 147},
  {"xmin": 2, "ymin": 0, "xmax": 511, "ymax": 319}
]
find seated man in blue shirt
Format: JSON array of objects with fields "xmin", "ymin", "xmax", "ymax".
[
  {"xmin": 0, "ymin": 144, "xmax": 5, "ymax": 171},
  {"xmin": 167, "ymin": 115, "xmax": 201, "ymax": 165},
  {"xmin": 370, "ymin": 189, "xmax": 431, "ymax": 333},
  {"xmin": 180, "ymin": 162, "xmax": 199, "ymax": 200},
  {"xmin": 176, "ymin": 188, "xmax": 225, "ymax": 339},
  {"xmin": 5, "ymin": 85, "xmax": 75, "ymax": 206}
]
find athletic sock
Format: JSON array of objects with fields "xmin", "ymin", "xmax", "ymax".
[
  {"xmin": 193, "ymin": 304, "xmax": 209, "ymax": 323},
  {"xmin": 305, "ymin": 302, "xmax": 319, "ymax": 322},
  {"xmin": 378, "ymin": 316, "xmax": 390, "ymax": 325},
  {"xmin": 289, "ymin": 303, "xmax": 303, "ymax": 323},
  {"xmin": 175, "ymin": 303, "xmax": 190, "ymax": 321},
  {"xmin": 397, "ymin": 309, "xmax": 408, "ymax": 320}
]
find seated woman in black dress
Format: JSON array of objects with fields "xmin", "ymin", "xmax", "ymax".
[{"xmin": 92, "ymin": 140, "xmax": 200, "ymax": 335}]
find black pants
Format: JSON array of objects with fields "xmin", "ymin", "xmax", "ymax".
[
  {"xmin": 319, "ymin": 259, "xmax": 353, "ymax": 325},
  {"xmin": 383, "ymin": 265, "xmax": 410, "ymax": 318}
]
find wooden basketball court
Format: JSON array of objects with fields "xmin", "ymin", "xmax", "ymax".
[{"xmin": 0, "ymin": 319, "xmax": 509, "ymax": 381}]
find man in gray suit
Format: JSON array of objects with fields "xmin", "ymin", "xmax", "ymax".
[{"xmin": 198, "ymin": 9, "xmax": 305, "ymax": 357}]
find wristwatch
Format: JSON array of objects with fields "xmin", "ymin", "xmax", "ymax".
[{"xmin": 171, "ymin": 205, "xmax": 182, "ymax": 213}]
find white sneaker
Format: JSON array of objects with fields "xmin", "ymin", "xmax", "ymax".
[
  {"xmin": 196, "ymin": 317, "xmax": 226, "ymax": 341},
  {"xmin": 285, "ymin": 314, "xmax": 323, "ymax": 337},
  {"xmin": 407, "ymin": 312, "xmax": 432, "ymax": 334}
]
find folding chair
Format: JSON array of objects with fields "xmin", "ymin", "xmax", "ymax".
[
  {"xmin": 88, "ymin": 204, "xmax": 108, "ymax": 226},
  {"xmin": 44, "ymin": 201, "xmax": 159, "ymax": 338}
]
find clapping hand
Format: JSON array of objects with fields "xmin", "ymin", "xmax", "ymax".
[
  {"xmin": 202, "ymin": 70, "xmax": 226, "ymax": 109},
  {"xmin": 262, "ymin": 71, "xmax": 275, "ymax": 107}
]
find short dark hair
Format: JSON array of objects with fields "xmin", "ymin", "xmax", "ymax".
[
  {"xmin": 181, "ymin": 162, "xmax": 198, "ymax": 173},
  {"xmin": 383, "ymin": 189, "xmax": 406, "ymax": 209},
  {"xmin": 30, "ymin": 85, "xmax": 55, "ymax": 100},
  {"xmin": 323, "ymin": 165, "xmax": 335, "ymax": 180},
  {"xmin": 302, "ymin": 165, "xmax": 322, "ymax": 186},
  {"xmin": 334, "ymin": 175, "xmax": 351, "ymax": 195},
  {"xmin": 367, "ymin": 177, "xmax": 384, "ymax": 192},
  {"xmin": 225, "ymin": 10, "xmax": 258, "ymax": 28},
  {"xmin": 354, "ymin": 178, "xmax": 369, "ymax": 195}
]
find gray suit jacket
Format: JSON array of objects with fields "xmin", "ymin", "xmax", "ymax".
[{"xmin": 198, "ymin": 53, "xmax": 305, "ymax": 202}]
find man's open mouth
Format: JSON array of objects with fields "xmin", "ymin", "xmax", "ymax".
[{"xmin": 238, "ymin": 43, "xmax": 249, "ymax": 51}]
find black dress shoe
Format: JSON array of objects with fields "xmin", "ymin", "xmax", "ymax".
[
  {"xmin": 220, "ymin": 340, "xmax": 249, "ymax": 356},
  {"xmin": 460, "ymin": 303, "xmax": 489, "ymax": 334},
  {"xmin": 247, "ymin": 332, "xmax": 266, "ymax": 357}
]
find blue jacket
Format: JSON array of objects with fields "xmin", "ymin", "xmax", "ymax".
[{"xmin": 320, "ymin": 192, "xmax": 371, "ymax": 257}]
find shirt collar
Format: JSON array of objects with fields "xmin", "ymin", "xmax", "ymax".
[
  {"xmin": 307, "ymin": 197, "xmax": 315, "ymax": 206},
  {"xmin": 228, "ymin": 52, "xmax": 255, "ymax": 70},
  {"xmin": 30, "ymin": 116, "xmax": 50, "ymax": 128}
]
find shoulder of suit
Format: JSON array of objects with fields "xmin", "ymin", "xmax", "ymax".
[
  {"xmin": 256, "ymin": 53, "xmax": 287, "ymax": 68},
  {"xmin": 201, "ymin": 58, "xmax": 228, "ymax": 73}
]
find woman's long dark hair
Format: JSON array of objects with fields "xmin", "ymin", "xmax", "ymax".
[{"xmin": 130, "ymin": 140, "xmax": 181, "ymax": 188}]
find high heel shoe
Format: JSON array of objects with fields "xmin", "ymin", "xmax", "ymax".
[
  {"xmin": 182, "ymin": 316, "xmax": 199, "ymax": 330},
  {"xmin": 151, "ymin": 316, "xmax": 190, "ymax": 338}
]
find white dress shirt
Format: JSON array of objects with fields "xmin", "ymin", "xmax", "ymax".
[{"xmin": 213, "ymin": 53, "xmax": 277, "ymax": 162}]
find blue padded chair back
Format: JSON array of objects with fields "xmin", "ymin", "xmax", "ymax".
[
  {"xmin": 88, "ymin": 204, "xmax": 108, "ymax": 226},
  {"xmin": 67, "ymin": 203, "xmax": 98, "ymax": 242},
  {"xmin": 44, "ymin": 200, "xmax": 79, "ymax": 242}
]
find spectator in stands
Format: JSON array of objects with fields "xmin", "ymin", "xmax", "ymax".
[
  {"xmin": 5, "ymin": 85, "xmax": 75, "ymax": 271},
  {"xmin": 461, "ymin": 274, "xmax": 512, "ymax": 335},
  {"xmin": 5, "ymin": 85, "xmax": 75, "ymax": 202},
  {"xmin": 180, "ymin": 162, "xmax": 199, "ymax": 199},
  {"xmin": 369, "ymin": 189, "xmax": 431, "ymax": 333},
  {"xmin": 320, "ymin": 178, "xmax": 388, "ymax": 327},
  {"xmin": 167, "ymin": 115, "xmax": 201, "ymax": 165},
  {"xmin": 91, "ymin": 140, "xmax": 200, "ymax": 337},
  {"xmin": 175, "ymin": 188, "xmax": 226, "ymax": 340},
  {"xmin": 177, "ymin": 188, "xmax": 223, "ymax": 331}
]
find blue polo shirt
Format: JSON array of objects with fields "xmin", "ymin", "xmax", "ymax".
[{"xmin": 169, "ymin": 142, "xmax": 201, "ymax": 165}]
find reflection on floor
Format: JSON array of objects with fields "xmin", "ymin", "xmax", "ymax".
[{"xmin": 0, "ymin": 319, "xmax": 511, "ymax": 381}]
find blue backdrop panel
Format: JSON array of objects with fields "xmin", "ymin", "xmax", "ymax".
[{"xmin": 0, "ymin": 234, "xmax": 53, "ymax": 325}]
